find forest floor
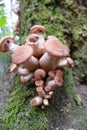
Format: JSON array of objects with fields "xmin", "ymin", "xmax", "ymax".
[{"xmin": 0, "ymin": 53, "xmax": 87, "ymax": 130}]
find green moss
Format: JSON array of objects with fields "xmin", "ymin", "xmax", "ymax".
[
  {"xmin": 63, "ymin": 68, "xmax": 82, "ymax": 106},
  {"xmin": 2, "ymin": 76, "xmax": 49, "ymax": 130},
  {"xmin": 1, "ymin": 0, "xmax": 87, "ymax": 129},
  {"xmin": 72, "ymin": 107, "xmax": 86, "ymax": 118},
  {"xmin": 70, "ymin": 106, "xmax": 87, "ymax": 129}
]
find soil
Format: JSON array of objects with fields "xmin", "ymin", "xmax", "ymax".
[{"xmin": 0, "ymin": 53, "xmax": 87, "ymax": 130}]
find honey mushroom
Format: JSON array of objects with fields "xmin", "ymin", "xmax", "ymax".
[
  {"xmin": 10, "ymin": 63, "xmax": 29, "ymax": 76},
  {"xmin": 11, "ymin": 45, "xmax": 39, "ymax": 83},
  {"xmin": 39, "ymin": 35, "xmax": 70, "ymax": 72},
  {"xmin": 0, "ymin": 36, "xmax": 19, "ymax": 53},
  {"xmin": 25, "ymin": 34, "xmax": 42, "ymax": 58},
  {"xmin": 30, "ymin": 25, "xmax": 46, "ymax": 54},
  {"xmin": 0, "ymin": 24, "xmax": 74, "ymax": 108}
]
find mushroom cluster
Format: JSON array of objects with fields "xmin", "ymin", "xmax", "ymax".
[{"xmin": 0, "ymin": 25, "xmax": 74, "ymax": 109}]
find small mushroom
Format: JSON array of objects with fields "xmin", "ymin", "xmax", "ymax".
[
  {"xmin": 30, "ymin": 25, "xmax": 46, "ymax": 53},
  {"xmin": 34, "ymin": 69, "xmax": 46, "ymax": 80},
  {"xmin": 35, "ymin": 80, "xmax": 44, "ymax": 87},
  {"xmin": 48, "ymin": 70, "xmax": 56, "ymax": 79},
  {"xmin": 44, "ymin": 90, "xmax": 54, "ymax": 99},
  {"xmin": 10, "ymin": 63, "xmax": 29, "ymax": 75},
  {"xmin": 0, "ymin": 36, "xmax": 19, "ymax": 53},
  {"xmin": 45, "ymin": 80, "xmax": 57, "ymax": 92},
  {"xmin": 20, "ymin": 72, "xmax": 34, "ymax": 83},
  {"xmin": 30, "ymin": 25, "xmax": 46, "ymax": 34},
  {"xmin": 67, "ymin": 57, "xmax": 74, "ymax": 68},
  {"xmin": 25, "ymin": 34, "xmax": 42, "ymax": 57},
  {"xmin": 30, "ymin": 96, "xmax": 43, "ymax": 106},
  {"xmin": 39, "ymin": 35, "xmax": 70, "ymax": 71},
  {"xmin": 43, "ymin": 99, "xmax": 49, "ymax": 106},
  {"xmin": 12, "ymin": 45, "xmax": 39, "ymax": 71},
  {"xmin": 45, "ymin": 74, "xmax": 63, "ymax": 92},
  {"xmin": 56, "ymin": 57, "xmax": 74, "ymax": 68},
  {"xmin": 36, "ymin": 87, "xmax": 45, "ymax": 98},
  {"xmin": 54, "ymin": 75, "xmax": 63, "ymax": 87},
  {"xmin": 55, "ymin": 69, "xmax": 64, "ymax": 77}
]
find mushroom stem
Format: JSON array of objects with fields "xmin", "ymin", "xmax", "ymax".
[
  {"xmin": 36, "ymin": 87, "xmax": 45, "ymax": 98},
  {"xmin": 45, "ymin": 75, "xmax": 63, "ymax": 92},
  {"xmin": 26, "ymin": 34, "xmax": 42, "ymax": 58},
  {"xmin": 30, "ymin": 25, "xmax": 46, "ymax": 53},
  {"xmin": 0, "ymin": 36, "xmax": 19, "ymax": 53},
  {"xmin": 39, "ymin": 52, "xmax": 58, "ymax": 71},
  {"xmin": 43, "ymin": 99, "xmax": 49, "ymax": 106},
  {"xmin": 57, "ymin": 58, "xmax": 68, "ymax": 67},
  {"xmin": 24, "ymin": 56, "xmax": 39, "ymax": 71},
  {"xmin": 67, "ymin": 57, "xmax": 74, "ymax": 68},
  {"xmin": 45, "ymin": 80, "xmax": 56, "ymax": 92},
  {"xmin": 30, "ymin": 96, "xmax": 43, "ymax": 106},
  {"xmin": 17, "ymin": 67, "xmax": 29, "ymax": 75},
  {"xmin": 7, "ymin": 42, "xmax": 19, "ymax": 53},
  {"xmin": 38, "ymin": 34, "xmax": 45, "ymax": 50},
  {"xmin": 35, "ymin": 80, "xmax": 44, "ymax": 87},
  {"xmin": 10, "ymin": 63, "xmax": 29, "ymax": 75},
  {"xmin": 20, "ymin": 72, "xmax": 33, "ymax": 83},
  {"xmin": 44, "ymin": 90, "xmax": 54, "ymax": 99},
  {"xmin": 57, "ymin": 57, "xmax": 74, "ymax": 68}
]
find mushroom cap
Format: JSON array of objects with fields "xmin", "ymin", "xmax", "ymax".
[
  {"xmin": 0, "ymin": 36, "xmax": 14, "ymax": 52},
  {"xmin": 54, "ymin": 75, "xmax": 63, "ymax": 87},
  {"xmin": 30, "ymin": 25, "xmax": 46, "ymax": 34},
  {"xmin": 30, "ymin": 96, "xmax": 43, "ymax": 106},
  {"xmin": 12, "ymin": 45, "xmax": 33, "ymax": 65},
  {"xmin": 35, "ymin": 80, "xmax": 44, "ymax": 87},
  {"xmin": 34, "ymin": 69, "xmax": 46, "ymax": 80},
  {"xmin": 45, "ymin": 36, "xmax": 70, "ymax": 57},
  {"xmin": 26, "ymin": 34, "xmax": 39, "ymax": 45}
]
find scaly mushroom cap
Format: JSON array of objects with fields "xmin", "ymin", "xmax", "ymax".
[
  {"xmin": 45, "ymin": 36, "xmax": 70, "ymax": 57},
  {"xmin": 0, "ymin": 36, "xmax": 14, "ymax": 52},
  {"xmin": 30, "ymin": 25, "xmax": 46, "ymax": 34},
  {"xmin": 12, "ymin": 45, "xmax": 33, "ymax": 65}
]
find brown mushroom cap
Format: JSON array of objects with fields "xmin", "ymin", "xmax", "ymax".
[
  {"xmin": 34, "ymin": 69, "xmax": 46, "ymax": 80},
  {"xmin": 45, "ymin": 36, "xmax": 70, "ymax": 57},
  {"xmin": 30, "ymin": 25, "xmax": 46, "ymax": 34},
  {"xmin": 35, "ymin": 80, "xmax": 44, "ymax": 87},
  {"xmin": 0, "ymin": 36, "xmax": 14, "ymax": 52},
  {"xmin": 26, "ymin": 34, "xmax": 39, "ymax": 45},
  {"xmin": 54, "ymin": 75, "xmax": 63, "ymax": 87},
  {"xmin": 12, "ymin": 45, "xmax": 33, "ymax": 65}
]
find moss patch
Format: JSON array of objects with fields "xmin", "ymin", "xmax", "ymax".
[
  {"xmin": 1, "ymin": 0, "xmax": 87, "ymax": 130},
  {"xmin": 1, "ymin": 76, "xmax": 49, "ymax": 130}
]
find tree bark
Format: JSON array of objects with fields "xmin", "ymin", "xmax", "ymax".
[{"xmin": 2, "ymin": 0, "xmax": 87, "ymax": 130}]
